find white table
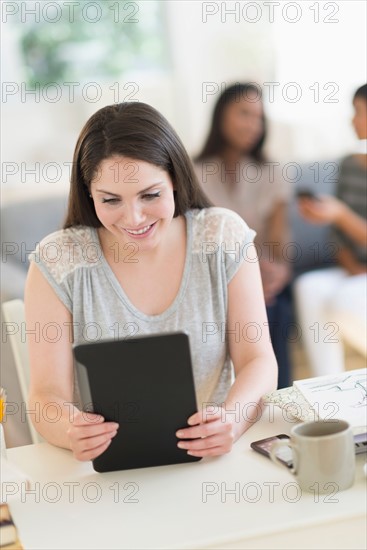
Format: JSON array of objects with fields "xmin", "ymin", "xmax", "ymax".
[{"xmin": 4, "ymin": 407, "xmax": 367, "ymax": 550}]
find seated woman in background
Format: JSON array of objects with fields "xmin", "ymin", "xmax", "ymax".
[
  {"xmin": 294, "ymin": 84, "xmax": 367, "ymax": 376},
  {"xmin": 25, "ymin": 101, "xmax": 277, "ymax": 462},
  {"xmin": 194, "ymin": 83, "xmax": 293, "ymax": 389}
]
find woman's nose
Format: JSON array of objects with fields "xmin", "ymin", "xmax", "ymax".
[{"xmin": 123, "ymin": 203, "xmax": 145, "ymax": 228}]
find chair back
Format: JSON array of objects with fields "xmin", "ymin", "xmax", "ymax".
[{"xmin": 2, "ymin": 299, "xmax": 43, "ymax": 444}]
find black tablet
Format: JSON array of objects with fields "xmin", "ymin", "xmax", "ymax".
[{"xmin": 73, "ymin": 332, "xmax": 202, "ymax": 472}]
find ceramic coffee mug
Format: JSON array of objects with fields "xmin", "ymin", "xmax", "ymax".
[{"xmin": 270, "ymin": 419, "xmax": 355, "ymax": 493}]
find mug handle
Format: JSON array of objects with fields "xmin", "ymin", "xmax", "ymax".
[{"xmin": 269, "ymin": 439, "xmax": 297, "ymax": 474}]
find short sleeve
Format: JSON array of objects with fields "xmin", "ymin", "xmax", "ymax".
[
  {"xmin": 28, "ymin": 226, "xmax": 101, "ymax": 312},
  {"xmin": 220, "ymin": 209, "xmax": 257, "ymax": 282},
  {"xmin": 28, "ymin": 231, "xmax": 73, "ymax": 311},
  {"xmin": 193, "ymin": 207, "xmax": 257, "ymax": 283}
]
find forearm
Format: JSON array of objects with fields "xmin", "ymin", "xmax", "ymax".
[
  {"xmin": 336, "ymin": 206, "xmax": 367, "ymax": 246},
  {"xmin": 337, "ymin": 248, "xmax": 367, "ymax": 275},
  {"xmin": 28, "ymin": 391, "xmax": 78, "ymax": 449},
  {"xmin": 266, "ymin": 201, "xmax": 293, "ymax": 263},
  {"xmin": 224, "ymin": 357, "xmax": 277, "ymax": 441}
]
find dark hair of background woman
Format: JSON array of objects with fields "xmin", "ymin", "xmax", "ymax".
[
  {"xmin": 354, "ymin": 83, "xmax": 367, "ymax": 101},
  {"xmin": 195, "ymin": 82, "xmax": 267, "ymax": 164},
  {"xmin": 64, "ymin": 102, "xmax": 211, "ymax": 229}
]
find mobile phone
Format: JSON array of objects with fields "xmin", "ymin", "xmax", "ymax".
[
  {"xmin": 250, "ymin": 433, "xmax": 367, "ymax": 468},
  {"xmin": 250, "ymin": 434, "xmax": 293, "ymax": 468},
  {"xmin": 354, "ymin": 432, "xmax": 367, "ymax": 454},
  {"xmin": 296, "ymin": 189, "xmax": 319, "ymax": 200}
]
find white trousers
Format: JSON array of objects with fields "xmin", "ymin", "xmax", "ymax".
[{"xmin": 293, "ymin": 267, "xmax": 367, "ymax": 376}]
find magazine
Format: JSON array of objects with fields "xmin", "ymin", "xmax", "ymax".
[{"xmin": 293, "ymin": 368, "xmax": 367, "ymax": 429}]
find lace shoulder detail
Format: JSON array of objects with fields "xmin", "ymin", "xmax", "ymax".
[
  {"xmin": 29, "ymin": 226, "xmax": 102, "ymax": 284},
  {"xmin": 191, "ymin": 207, "xmax": 255, "ymax": 255}
]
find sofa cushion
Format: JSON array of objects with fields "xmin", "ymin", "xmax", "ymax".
[
  {"xmin": 1, "ymin": 194, "xmax": 68, "ymax": 300},
  {"xmin": 287, "ymin": 160, "xmax": 340, "ymax": 274}
]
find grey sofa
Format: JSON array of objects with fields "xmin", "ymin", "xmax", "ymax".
[
  {"xmin": 288, "ymin": 159, "xmax": 339, "ymax": 275},
  {"xmin": 1, "ymin": 193, "xmax": 69, "ymax": 302}
]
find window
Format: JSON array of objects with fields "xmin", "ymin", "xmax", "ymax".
[{"xmin": 13, "ymin": 1, "xmax": 168, "ymax": 86}]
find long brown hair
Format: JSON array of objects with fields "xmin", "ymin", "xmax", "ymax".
[
  {"xmin": 195, "ymin": 82, "xmax": 267, "ymax": 164},
  {"xmin": 64, "ymin": 102, "xmax": 211, "ymax": 228}
]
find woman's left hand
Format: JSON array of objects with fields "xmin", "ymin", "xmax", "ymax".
[{"xmin": 176, "ymin": 406, "xmax": 235, "ymax": 457}]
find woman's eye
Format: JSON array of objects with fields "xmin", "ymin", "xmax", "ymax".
[
  {"xmin": 142, "ymin": 192, "xmax": 160, "ymax": 200},
  {"xmin": 102, "ymin": 198, "xmax": 120, "ymax": 204}
]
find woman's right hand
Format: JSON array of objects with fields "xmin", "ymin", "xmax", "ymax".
[
  {"xmin": 67, "ymin": 410, "xmax": 119, "ymax": 461},
  {"xmin": 298, "ymin": 195, "xmax": 345, "ymax": 225}
]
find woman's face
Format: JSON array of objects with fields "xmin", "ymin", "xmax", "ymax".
[
  {"xmin": 220, "ymin": 96, "xmax": 264, "ymax": 153},
  {"xmin": 352, "ymin": 97, "xmax": 367, "ymax": 139},
  {"xmin": 90, "ymin": 156, "xmax": 176, "ymax": 253}
]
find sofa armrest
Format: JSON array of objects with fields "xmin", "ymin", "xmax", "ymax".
[
  {"xmin": 0, "ymin": 261, "xmax": 28, "ymax": 302},
  {"xmin": 288, "ymin": 159, "xmax": 340, "ymax": 275}
]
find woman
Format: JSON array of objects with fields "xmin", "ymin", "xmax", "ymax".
[
  {"xmin": 195, "ymin": 83, "xmax": 293, "ymax": 389},
  {"xmin": 25, "ymin": 102, "xmax": 277, "ymax": 461},
  {"xmin": 294, "ymin": 84, "xmax": 367, "ymax": 376}
]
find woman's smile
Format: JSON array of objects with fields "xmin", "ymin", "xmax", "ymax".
[{"xmin": 120, "ymin": 221, "xmax": 157, "ymax": 238}]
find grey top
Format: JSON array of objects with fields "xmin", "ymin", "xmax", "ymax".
[
  {"xmin": 330, "ymin": 155, "xmax": 367, "ymax": 264},
  {"xmin": 29, "ymin": 207, "xmax": 256, "ymax": 408}
]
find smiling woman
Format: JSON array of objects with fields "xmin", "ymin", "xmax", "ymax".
[
  {"xmin": 24, "ymin": 102, "xmax": 277, "ymax": 463},
  {"xmin": 90, "ymin": 158, "xmax": 176, "ymax": 253}
]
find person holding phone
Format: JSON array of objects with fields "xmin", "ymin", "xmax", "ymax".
[
  {"xmin": 25, "ymin": 102, "xmax": 277, "ymax": 462},
  {"xmin": 194, "ymin": 83, "xmax": 293, "ymax": 389},
  {"xmin": 294, "ymin": 84, "xmax": 367, "ymax": 376}
]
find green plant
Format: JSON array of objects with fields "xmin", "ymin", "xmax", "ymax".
[{"xmin": 16, "ymin": 1, "xmax": 168, "ymax": 86}]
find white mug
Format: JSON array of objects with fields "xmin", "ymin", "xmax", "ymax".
[{"xmin": 270, "ymin": 420, "xmax": 355, "ymax": 493}]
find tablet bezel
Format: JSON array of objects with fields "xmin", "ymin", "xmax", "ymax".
[{"xmin": 73, "ymin": 332, "xmax": 202, "ymax": 472}]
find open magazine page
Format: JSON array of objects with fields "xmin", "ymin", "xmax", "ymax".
[{"xmin": 294, "ymin": 368, "xmax": 367, "ymax": 430}]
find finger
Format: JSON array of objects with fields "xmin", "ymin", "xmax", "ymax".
[
  {"xmin": 76, "ymin": 422, "xmax": 119, "ymax": 440},
  {"xmin": 178, "ymin": 434, "xmax": 227, "ymax": 451},
  {"xmin": 187, "ymin": 406, "xmax": 222, "ymax": 426},
  {"xmin": 73, "ymin": 411, "xmax": 105, "ymax": 426},
  {"xmin": 71, "ymin": 428, "xmax": 118, "ymax": 458},
  {"xmin": 75, "ymin": 430, "xmax": 118, "ymax": 453},
  {"xmin": 177, "ymin": 419, "xmax": 230, "ymax": 440},
  {"xmin": 76, "ymin": 438, "xmax": 114, "ymax": 462},
  {"xmin": 69, "ymin": 424, "xmax": 118, "ymax": 447}
]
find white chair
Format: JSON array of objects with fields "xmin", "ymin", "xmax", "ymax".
[{"xmin": 1, "ymin": 299, "xmax": 43, "ymax": 444}]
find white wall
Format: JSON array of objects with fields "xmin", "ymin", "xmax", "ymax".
[
  {"xmin": 164, "ymin": 0, "xmax": 276, "ymax": 154},
  {"xmin": 164, "ymin": 0, "xmax": 366, "ymax": 161}
]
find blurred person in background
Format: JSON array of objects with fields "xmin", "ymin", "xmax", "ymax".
[
  {"xmin": 294, "ymin": 84, "xmax": 367, "ymax": 376},
  {"xmin": 194, "ymin": 83, "xmax": 293, "ymax": 389}
]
